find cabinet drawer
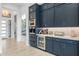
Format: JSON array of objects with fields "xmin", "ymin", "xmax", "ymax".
[
  {"xmin": 60, "ymin": 39, "xmax": 77, "ymax": 44},
  {"xmin": 30, "ymin": 34, "xmax": 35, "ymax": 38},
  {"xmin": 46, "ymin": 37, "xmax": 52, "ymax": 39},
  {"xmin": 29, "ymin": 38, "xmax": 36, "ymax": 42},
  {"xmin": 53, "ymin": 37, "xmax": 77, "ymax": 44},
  {"xmin": 53, "ymin": 38, "xmax": 61, "ymax": 42},
  {"xmin": 31, "ymin": 35, "xmax": 35, "ymax": 38}
]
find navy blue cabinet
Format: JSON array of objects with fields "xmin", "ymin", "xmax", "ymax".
[
  {"xmin": 29, "ymin": 4, "xmax": 42, "ymax": 27},
  {"xmin": 29, "ymin": 4, "xmax": 40, "ymax": 20},
  {"xmin": 54, "ymin": 4, "xmax": 79, "ymax": 27},
  {"xmin": 60, "ymin": 38, "xmax": 77, "ymax": 56},
  {"xmin": 29, "ymin": 3, "xmax": 79, "ymax": 27},
  {"xmin": 53, "ymin": 38, "xmax": 62, "ymax": 56},
  {"xmin": 61, "ymin": 43, "xmax": 77, "ymax": 56},
  {"xmin": 41, "ymin": 3, "xmax": 54, "ymax": 27},
  {"xmin": 45, "ymin": 36, "xmax": 79, "ymax": 56},
  {"xmin": 29, "ymin": 34, "xmax": 37, "ymax": 47},
  {"xmin": 53, "ymin": 37, "xmax": 79, "ymax": 56},
  {"xmin": 42, "ymin": 7, "xmax": 54, "ymax": 27},
  {"xmin": 46, "ymin": 37, "xmax": 54, "ymax": 53},
  {"xmin": 41, "ymin": 10, "xmax": 47, "ymax": 27},
  {"xmin": 29, "ymin": 4, "xmax": 40, "ymax": 12},
  {"xmin": 36, "ymin": 5, "xmax": 42, "ymax": 27}
]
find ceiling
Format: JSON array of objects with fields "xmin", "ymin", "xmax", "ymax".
[
  {"xmin": 10, "ymin": 3, "xmax": 26, "ymax": 7},
  {"xmin": 2, "ymin": 3, "xmax": 28, "ymax": 7},
  {"xmin": 2, "ymin": 3, "xmax": 43, "ymax": 7}
]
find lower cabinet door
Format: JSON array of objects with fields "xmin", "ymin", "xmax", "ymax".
[
  {"xmin": 53, "ymin": 41, "xmax": 61, "ymax": 56},
  {"xmin": 29, "ymin": 34, "xmax": 37, "ymax": 47},
  {"xmin": 30, "ymin": 40, "xmax": 37, "ymax": 47},
  {"xmin": 46, "ymin": 37, "xmax": 53, "ymax": 53},
  {"xmin": 62, "ymin": 43, "xmax": 77, "ymax": 56}
]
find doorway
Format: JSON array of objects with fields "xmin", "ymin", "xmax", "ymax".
[
  {"xmin": 14, "ymin": 15, "xmax": 17, "ymax": 39},
  {"xmin": 8, "ymin": 20, "xmax": 11, "ymax": 38}
]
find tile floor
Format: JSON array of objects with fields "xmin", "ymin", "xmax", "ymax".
[{"xmin": 0, "ymin": 39, "xmax": 55, "ymax": 56}]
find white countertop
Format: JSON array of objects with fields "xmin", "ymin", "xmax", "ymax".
[{"xmin": 36, "ymin": 34, "xmax": 79, "ymax": 41}]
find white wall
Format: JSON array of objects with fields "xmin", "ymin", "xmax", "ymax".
[
  {"xmin": 16, "ymin": 10, "xmax": 22, "ymax": 42},
  {"xmin": 21, "ymin": 3, "xmax": 33, "ymax": 46},
  {"xmin": 0, "ymin": 4, "xmax": 2, "ymax": 40},
  {"xmin": 0, "ymin": 3, "xmax": 3, "ymax": 54}
]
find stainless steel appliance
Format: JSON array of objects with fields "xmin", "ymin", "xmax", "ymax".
[
  {"xmin": 29, "ymin": 19, "xmax": 35, "ymax": 26},
  {"xmin": 37, "ymin": 35, "xmax": 45, "ymax": 50},
  {"xmin": 29, "ymin": 26, "xmax": 35, "ymax": 33},
  {"xmin": 29, "ymin": 19, "xmax": 36, "ymax": 34}
]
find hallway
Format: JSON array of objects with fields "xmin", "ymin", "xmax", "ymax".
[{"xmin": 1, "ymin": 39, "xmax": 54, "ymax": 56}]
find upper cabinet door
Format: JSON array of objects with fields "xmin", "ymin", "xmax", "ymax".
[
  {"xmin": 47, "ymin": 8, "xmax": 54, "ymax": 27},
  {"xmin": 42, "ymin": 10, "xmax": 48, "ymax": 27},
  {"xmin": 29, "ymin": 4, "xmax": 42, "ymax": 27},
  {"xmin": 42, "ymin": 7, "xmax": 54, "ymax": 27},
  {"xmin": 55, "ymin": 4, "xmax": 79, "ymax": 27}
]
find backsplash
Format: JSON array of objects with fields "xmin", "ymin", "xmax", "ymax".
[{"xmin": 40, "ymin": 27, "xmax": 79, "ymax": 37}]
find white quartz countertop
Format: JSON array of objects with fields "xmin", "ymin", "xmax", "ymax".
[{"xmin": 36, "ymin": 34, "xmax": 79, "ymax": 41}]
